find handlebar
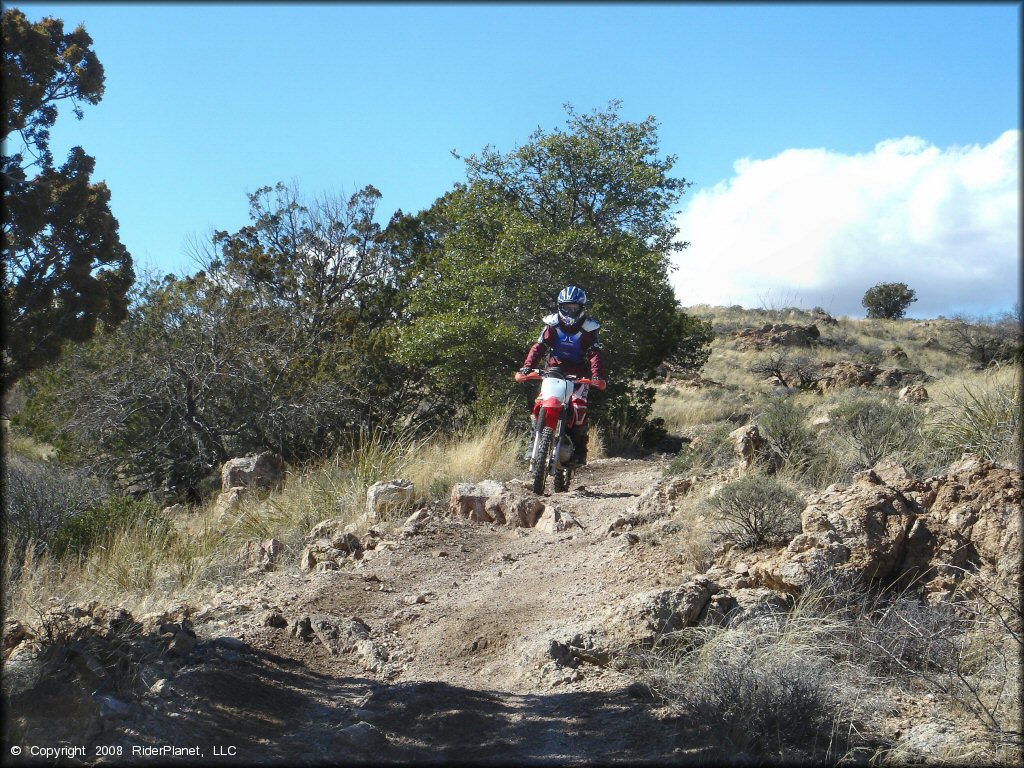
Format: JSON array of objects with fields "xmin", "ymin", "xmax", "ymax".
[{"xmin": 514, "ymin": 369, "xmax": 606, "ymax": 390}]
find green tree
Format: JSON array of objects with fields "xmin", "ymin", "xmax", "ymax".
[
  {"xmin": 2, "ymin": 8, "xmax": 133, "ymax": 388},
  {"xmin": 861, "ymin": 282, "xmax": 916, "ymax": 319},
  {"xmin": 396, "ymin": 101, "xmax": 711, "ymax": 437}
]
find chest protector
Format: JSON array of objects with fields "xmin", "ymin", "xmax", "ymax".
[{"xmin": 553, "ymin": 327, "xmax": 584, "ymax": 363}]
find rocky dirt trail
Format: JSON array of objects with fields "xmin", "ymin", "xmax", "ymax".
[
  {"xmin": 7, "ymin": 450, "xmax": 1021, "ymax": 764},
  {"xmin": 66, "ymin": 457, "xmax": 706, "ymax": 765}
]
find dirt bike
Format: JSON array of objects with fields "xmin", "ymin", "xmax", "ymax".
[{"xmin": 514, "ymin": 367, "xmax": 603, "ymax": 495}]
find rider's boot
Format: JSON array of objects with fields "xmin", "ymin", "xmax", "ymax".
[{"xmin": 569, "ymin": 427, "xmax": 588, "ymax": 466}]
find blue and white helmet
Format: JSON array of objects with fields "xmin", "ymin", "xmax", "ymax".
[{"xmin": 557, "ymin": 285, "xmax": 588, "ymax": 329}]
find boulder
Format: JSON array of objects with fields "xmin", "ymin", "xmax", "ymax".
[
  {"xmin": 609, "ymin": 476, "xmax": 693, "ymax": 532},
  {"xmin": 220, "ymin": 452, "xmax": 284, "ymax": 493},
  {"xmin": 2, "ymin": 620, "xmax": 36, "ymax": 660},
  {"xmin": 535, "ymin": 507, "xmax": 581, "ymax": 533},
  {"xmin": 238, "ymin": 538, "xmax": 284, "ymax": 571},
  {"xmin": 899, "ymin": 383, "xmax": 929, "ymax": 403},
  {"xmin": 304, "ymin": 615, "xmax": 392, "ymax": 673},
  {"xmin": 213, "ymin": 486, "xmax": 245, "ymax": 519},
  {"xmin": 449, "ymin": 481, "xmax": 546, "ymax": 527},
  {"xmin": 366, "ymin": 479, "xmax": 415, "ymax": 521},
  {"xmin": 299, "ymin": 519, "xmax": 364, "ymax": 570},
  {"xmin": 603, "ymin": 576, "xmax": 718, "ymax": 648},
  {"xmin": 726, "ymin": 587, "xmax": 790, "ymax": 629},
  {"xmin": 809, "ymin": 309, "xmax": 838, "ymax": 326},
  {"xmin": 521, "ymin": 622, "xmax": 612, "ymax": 677},
  {"xmin": 812, "ymin": 361, "xmax": 879, "ymax": 392},
  {"xmin": 401, "ymin": 508, "xmax": 431, "ymax": 536},
  {"xmin": 729, "ymin": 425, "xmax": 768, "ymax": 470}
]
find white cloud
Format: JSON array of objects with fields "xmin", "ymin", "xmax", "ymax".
[{"xmin": 671, "ymin": 130, "xmax": 1020, "ymax": 318}]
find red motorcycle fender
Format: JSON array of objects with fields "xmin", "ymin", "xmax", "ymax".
[{"xmin": 540, "ymin": 398, "xmax": 563, "ymax": 429}]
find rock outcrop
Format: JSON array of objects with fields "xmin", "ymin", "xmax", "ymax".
[
  {"xmin": 744, "ymin": 455, "xmax": 1021, "ymax": 601},
  {"xmin": 729, "ymin": 424, "xmax": 768, "ymax": 470},
  {"xmin": 809, "ymin": 361, "xmax": 927, "ymax": 394},
  {"xmin": 733, "ymin": 323, "xmax": 821, "ymax": 350},
  {"xmin": 899, "ymin": 383, "xmax": 929, "ymax": 403},
  {"xmin": 238, "ymin": 538, "xmax": 284, "ymax": 571},
  {"xmin": 603, "ymin": 576, "xmax": 719, "ymax": 648},
  {"xmin": 299, "ymin": 519, "xmax": 364, "ymax": 570},
  {"xmin": 221, "ymin": 452, "xmax": 284, "ymax": 492},
  {"xmin": 608, "ymin": 476, "xmax": 693, "ymax": 532}
]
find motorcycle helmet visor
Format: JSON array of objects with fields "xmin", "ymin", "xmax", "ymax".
[{"xmin": 558, "ymin": 301, "xmax": 584, "ymax": 318}]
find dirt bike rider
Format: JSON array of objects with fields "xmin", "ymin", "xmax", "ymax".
[{"xmin": 519, "ymin": 285, "xmax": 606, "ymax": 466}]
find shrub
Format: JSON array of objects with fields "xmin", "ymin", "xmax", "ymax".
[
  {"xmin": 945, "ymin": 313, "xmax": 1022, "ymax": 368},
  {"xmin": 634, "ymin": 613, "xmax": 857, "ymax": 762},
  {"xmin": 757, "ymin": 398, "xmax": 818, "ymax": 473},
  {"xmin": 50, "ymin": 494, "xmax": 163, "ymax": 559},
  {"xmin": 599, "ymin": 382, "xmax": 668, "ymax": 454},
  {"xmin": 747, "ymin": 350, "xmax": 817, "ymax": 390},
  {"xmin": 2, "ymin": 455, "xmax": 107, "ymax": 558},
  {"xmin": 703, "ymin": 475, "xmax": 804, "ymax": 548},
  {"xmin": 826, "ymin": 396, "xmax": 925, "ymax": 469}
]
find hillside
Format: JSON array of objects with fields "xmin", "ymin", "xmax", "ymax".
[{"xmin": 3, "ymin": 307, "xmax": 1021, "ymax": 765}]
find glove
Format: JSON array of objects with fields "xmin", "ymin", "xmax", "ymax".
[
  {"xmin": 590, "ymin": 377, "xmax": 607, "ymax": 391},
  {"xmin": 519, "ymin": 367, "xmax": 533, "ymax": 376}
]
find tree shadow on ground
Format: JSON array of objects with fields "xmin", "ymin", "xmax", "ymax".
[{"xmin": 4, "ymin": 640, "xmax": 705, "ymax": 766}]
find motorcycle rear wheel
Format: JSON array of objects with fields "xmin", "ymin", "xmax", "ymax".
[{"xmin": 532, "ymin": 427, "xmax": 554, "ymax": 495}]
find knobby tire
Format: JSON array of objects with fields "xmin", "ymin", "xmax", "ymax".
[
  {"xmin": 553, "ymin": 466, "xmax": 569, "ymax": 492},
  {"xmin": 532, "ymin": 427, "xmax": 554, "ymax": 495}
]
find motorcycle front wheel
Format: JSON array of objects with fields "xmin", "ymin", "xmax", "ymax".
[
  {"xmin": 553, "ymin": 467, "xmax": 570, "ymax": 493},
  {"xmin": 532, "ymin": 427, "xmax": 554, "ymax": 495}
]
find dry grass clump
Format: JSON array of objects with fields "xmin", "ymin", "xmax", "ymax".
[
  {"xmin": 822, "ymin": 393, "xmax": 927, "ymax": 471},
  {"xmin": 697, "ymin": 345, "xmax": 770, "ymax": 392},
  {"xmin": 653, "ymin": 384, "xmax": 756, "ymax": 431},
  {"xmin": 926, "ymin": 365, "xmax": 1020, "ymax": 468},
  {"xmin": 3, "ymin": 411, "xmax": 523, "ymax": 622},
  {"xmin": 665, "ymin": 421, "xmax": 736, "ymax": 476},
  {"xmin": 404, "ymin": 409, "xmax": 522, "ymax": 499},
  {"xmin": 632, "ymin": 587, "xmax": 866, "ymax": 763},
  {"xmin": 3, "ymin": 429, "xmax": 55, "ymax": 462},
  {"xmin": 631, "ymin": 572, "xmax": 1022, "ymax": 765}
]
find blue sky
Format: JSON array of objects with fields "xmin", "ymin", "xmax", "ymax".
[{"xmin": 14, "ymin": 2, "xmax": 1021, "ymax": 318}]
